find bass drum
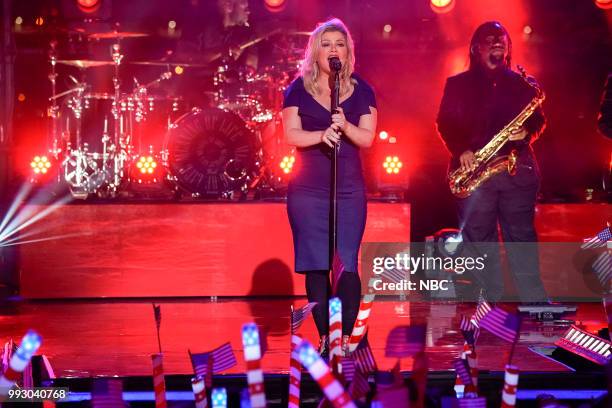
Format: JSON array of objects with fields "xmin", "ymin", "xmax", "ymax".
[{"xmin": 165, "ymin": 108, "xmax": 259, "ymax": 197}]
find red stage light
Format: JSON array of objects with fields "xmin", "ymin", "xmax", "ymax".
[
  {"xmin": 595, "ymin": 0, "xmax": 612, "ymax": 10},
  {"xmin": 382, "ymin": 156, "xmax": 403, "ymax": 175},
  {"xmin": 29, "ymin": 155, "xmax": 54, "ymax": 182},
  {"xmin": 264, "ymin": 0, "xmax": 286, "ymax": 12},
  {"xmin": 133, "ymin": 156, "xmax": 160, "ymax": 183},
  {"xmin": 76, "ymin": 0, "xmax": 101, "ymax": 13},
  {"xmin": 430, "ymin": 0, "xmax": 455, "ymax": 14},
  {"xmin": 30, "ymin": 155, "xmax": 52, "ymax": 175},
  {"xmin": 279, "ymin": 155, "xmax": 295, "ymax": 174}
]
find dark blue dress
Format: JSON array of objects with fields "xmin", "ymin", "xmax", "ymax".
[{"xmin": 283, "ymin": 75, "xmax": 376, "ymax": 273}]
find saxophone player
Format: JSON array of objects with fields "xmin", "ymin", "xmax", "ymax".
[{"xmin": 436, "ymin": 21, "xmax": 548, "ymax": 303}]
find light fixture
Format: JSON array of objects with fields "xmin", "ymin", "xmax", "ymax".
[
  {"xmin": 132, "ymin": 156, "xmax": 159, "ymax": 183},
  {"xmin": 550, "ymin": 325, "xmax": 612, "ymax": 369},
  {"xmin": 30, "ymin": 156, "xmax": 52, "ymax": 176},
  {"xmin": 433, "ymin": 228, "xmax": 463, "ymax": 257},
  {"xmin": 76, "ymin": 0, "xmax": 101, "ymax": 13},
  {"xmin": 279, "ymin": 155, "xmax": 295, "ymax": 175},
  {"xmin": 594, "ymin": 0, "xmax": 612, "ymax": 10},
  {"xmin": 430, "ymin": 0, "xmax": 455, "ymax": 14},
  {"xmin": 264, "ymin": 0, "xmax": 286, "ymax": 12},
  {"xmin": 382, "ymin": 156, "xmax": 403, "ymax": 175}
]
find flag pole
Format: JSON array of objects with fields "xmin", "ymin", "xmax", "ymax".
[
  {"xmin": 507, "ymin": 315, "xmax": 522, "ymax": 366},
  {"xmin": 153, "ymin": 303, "xmax": 162, "ymax": 354}
]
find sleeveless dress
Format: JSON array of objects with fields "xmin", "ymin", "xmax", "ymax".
[{"xmin": 283, "ymin": 75, "xmax": 376, "ymax": 273}]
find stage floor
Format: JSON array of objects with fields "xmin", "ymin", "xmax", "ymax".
[{"xmin": 0, "ymin": 297, "xmax": 607, "ymax": 378}]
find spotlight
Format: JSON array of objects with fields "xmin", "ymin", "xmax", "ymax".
[
  {"xmin": 433, "ymin": 228, "xmax": 463, "ymax": 257},
  {"xmin": 264, "ymin": 0, "xmax": 286, "ymax": 12},
  {"xmin": 594, "ymin": 0, "xmax": 612, "ymax": 10},
  {"xmin": 61, "ymin": 0, "xmax": 110, "ymax": 20},
  {"xmin": 382, "ymin": 24, "xmax": 392, "ymax": 39},
  {"xmin": 430, "ymin": 0, "xmax": 455, "ymax": 14},
  {"xmin": 174, "ymin": 66, "xmax": 184, "ymax": 75},
  {"xmin": 423, "ymin": 228, "xmax": 463, "ymax": 299},
  {"xmin": 378, "ymin": 130, "xmax": 389, "ymax": 140},
  {"xmin": 375, "ymin": 155, "xmax": 408, "ymax": 199},
  {"xmin": 133, "ymin": 155, "xmax": 159, "ymax": 182},
  {"xmin": 382, "ymin": 156, "xmax": 403, "ymax": 175},
  {"xmin": 168, "ymin": 20, "xmax": 177, "ymax": 29},
  {"xmin": 279, "ymin": 155, "xmax": 295, "ymax": 174},
  {"xmin": 76, "ymin": 0, "xmax": 101, "ymax": 13},
  {"xmin": 30, "ymin": 155, "xmax": 52, "ymax": 176},
  {"xmin": 15, "ymin": 16, "xmax": 23, "ymax": 25}
]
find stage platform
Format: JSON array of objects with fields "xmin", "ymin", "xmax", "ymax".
[
  {"xmin": 18, "ymin": 202, "xmax": 410, "ymax": 298},
  {"xmin": 0, "ymin": 297, "xmax": 609, "ymax": 406},
  {"xmin": 3, "ymin": 202, "xmax": 611, "ymax": 405},
  {"xmin": 15, "ymin": 202, "xmax": 611, "ymax": 299}
]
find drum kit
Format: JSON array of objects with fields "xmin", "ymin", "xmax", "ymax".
[{"xmin": 41, "ymin": 28, "xmax": 304, "ymax": 199}]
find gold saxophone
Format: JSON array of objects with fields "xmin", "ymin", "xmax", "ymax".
[{"xmin": 448, "ymin": 68, "xmax": 545, "ymax": 198}]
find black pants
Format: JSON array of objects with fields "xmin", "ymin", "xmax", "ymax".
[
  {"xmin": 305, "ymin": 270, "xmax": 361, "ymax": 336},
  {"xmin": 457, "ymin": 164, "xmax": 548, "ymax": 302}
]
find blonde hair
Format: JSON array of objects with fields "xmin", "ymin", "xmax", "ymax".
[{"xmin": 300, "ymin": 18, "xmax": 356, "ymax": 97}]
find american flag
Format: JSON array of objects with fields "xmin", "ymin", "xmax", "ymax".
[
  {"xmin": 290, "ymin": 303, "xmax": 317, "ymax": 334},
  {"xmin": 381, "ymin": 266, "xmax": 406, "ymax": 284},
  {"xmin": 582, "ymin": 225, "xmax": 612, "ymax": 249},
  {"xmin": 347, "ymin": 367, "xmax": 370, "ymax": 400},
  {"xmin": 385, "ymin": 325, "xmax": 426, "ymax": 358},
  {"xmin": 331, "ymin": 252, "xmax": 345, "ymax": 295},
  {"xmin": 459, "ymin": 315, "xmax": 480, "ymax": 346},
  {"xmin": 453, "ymin": 359, "xmax": 472, "ymax": 386},
  {"xmin": 479, "ymin": 307, "xmax": 521, "ymax": 343},
  {"xmin": 352, "ymin": 338, "xmax": 377, "ymax": 374},
  {"xmin": 592, "ymin": 251, "xmax": 612, "ymax": 288},
  {"xmin": 470, "ymin": 301, "xmax": 492, "ymax": 328},
  {"xmin": 339, "ymin": 356, "xmax": 356, "ymax": 382},
  {"xmin": 1, "ymin": 339, "xmax": 14, "ymax": 374},
  {"xmin": 190, "ymin": 342, "xmax": 237, "ymax": 380},
  {"xmin": 91, "ymin": 378, "xmax": 126, "ymax": 408}
]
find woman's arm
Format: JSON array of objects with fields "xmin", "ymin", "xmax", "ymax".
[
  {"xmin": 282, "ymin": 107, "xmax": 340, "ymax": 148},
  {"xmin": 334, "ymin": 106, "xmax": 377, "ymax": 148}
]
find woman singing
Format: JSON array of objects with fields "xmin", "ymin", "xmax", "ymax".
[{"xmin": 282, "ymin": 18, "xmax": 377, "ymax": 356}]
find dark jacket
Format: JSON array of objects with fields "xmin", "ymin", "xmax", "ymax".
[{"xmin": 436, "ymin": 66, "xmax": 546, "ymax": 168}]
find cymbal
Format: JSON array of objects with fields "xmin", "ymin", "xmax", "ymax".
[
  {"xmin": 287, "ymin": 30, "xmax": 312, "ymax": 36},
  {"xmin": 88, "ymin": 31, "xmax": 149, "ymax": 40},
  {"xmin": 13, "ymin": 26, "xmax": 78, "ymax": 36},
  {"xmin": 56, "ymin": 59, "xmax": 115, "ymax": 68},
  {"xmin": 129, "ymin": 60, "xmax": 211, "ymax": 68}
]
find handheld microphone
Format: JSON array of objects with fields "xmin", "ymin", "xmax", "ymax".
[{"xmin": 328, "ymin": 56, "xmax": 342, "ymax": 72}]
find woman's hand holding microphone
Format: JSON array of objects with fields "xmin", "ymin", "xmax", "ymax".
[{"xmin": 321, "ymin": 107, "xmax": 348, "ymax": 148}]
